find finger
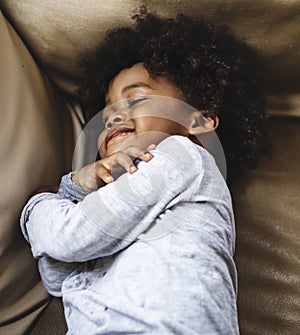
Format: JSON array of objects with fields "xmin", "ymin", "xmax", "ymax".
[
  {"xmin": 112, "ymin": 151, "xmax": 138, "ymax": 174},
  {"xmin": 95, "ymin": 163, "xmax": 114, "ymax": 184},
  {"xmin": 147, "ymin": 144, "xmax": 156, "ymax": 151},
  {"xmin": 122, "ymin": 146, "xmax": 154, "ymax": 162}
]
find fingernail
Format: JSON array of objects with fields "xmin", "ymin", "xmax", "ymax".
[
  {"xmin": 148, "ymin": 144, "xmax": 156, "ymax": 150},
  {"xmin": 142, "ymin": 152, "xmax": 153, "ymax": 158},
  {"xmin": 130, "ymin": 165, "xmax": 137, "ymax": 172},
  {"xmin": 105, "ymin": 175, "xmax": 113, "ymax": 182}
]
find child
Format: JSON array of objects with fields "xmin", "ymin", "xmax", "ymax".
[{"xmin": 21, "ymin": 9, "xmax": 270, "ymax": 335}]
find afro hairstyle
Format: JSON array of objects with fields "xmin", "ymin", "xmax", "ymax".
[{"xmin": 78, "ymin": 8, "xmax": 271, "ymax": 183}]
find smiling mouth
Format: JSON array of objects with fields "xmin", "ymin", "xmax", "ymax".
[{"xmin": 106, "ymin": 127, "xmax": 135, "ymax": 145}]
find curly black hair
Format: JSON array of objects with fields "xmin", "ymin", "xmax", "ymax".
[{"xmin": 78, "ymin": 8, "xmax": 271, "ymax": 183}]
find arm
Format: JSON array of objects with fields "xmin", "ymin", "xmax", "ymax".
[
  {"xmin": 37, "ymin": 256, "xmax": 82, "ymax": 297},
  {"xmin": 20, "ymin": 147, "xmax": 157, "ymax": 294},
  {"xmin": 22, "ymin": 146, "xmax": 155, "ymax": 293},
  {"xmin": 21, "ymin": 136, "xmax": 204, "ymax": 263},
  {"xmin": 23, "ymin": 173, "xmax": 90, "ymax": 297}
]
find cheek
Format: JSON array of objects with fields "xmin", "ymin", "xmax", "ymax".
[
  {"xmin": 98, "ymin": 131, "xmax": 107, "ymax": 157},
  {"xmin": 133, "ymin": 100, "xmax": 192, "ymax": 133},
  {"xmin": 134, "ymin": 117, "xmax": 157, "ymax": 131},
  {"xmin": 136, "ymin": 117, "xmax": 188, "ymax": 135}
]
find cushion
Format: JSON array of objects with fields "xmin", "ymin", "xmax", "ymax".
[
  {"xmin": 1, "ymin": 0, "xmax": 300, "ymax": 117},
  {"xmin": 0, "ymin": 2, "xmax": 299, "ymax": 335},
  {"xmin": 30, "ymin": 118, "xmax": 300, "ymax": 335},
  {"xmin": 232, "ymin": 117, "xmax": 300, "ymax": 335},
  {"xmin": 29, "ymin": 298, "xmax": 67, "ymax": 335},
  {"xmin": 0, "ymin": 11, "xmax": 73, "ymax": 335}
]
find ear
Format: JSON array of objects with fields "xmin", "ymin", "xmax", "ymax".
[{"xmin": 188, "ymin": 110, "xmax": 219, "ymax": 135}]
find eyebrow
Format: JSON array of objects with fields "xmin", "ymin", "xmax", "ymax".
[
  {"xmin": 122, "ymin": 82, "xmax": 152, "ymax": 94},
  {"xmin": 105, "ymin": 82, "xmax": 154, "ymax": 105}
]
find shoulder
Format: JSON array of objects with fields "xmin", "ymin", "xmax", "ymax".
[
  {"xmin": 157, "ymin": 135, "xmax": 198, "ymax": 151},
  {"xmin": 157, "ymin": 136, "xmax": 228, "ymax": 192},
  {"xmin": 156, "ymin": 135, "xmax": 214, "ymax": 169},
  {"xmin": 133, "ymin": 135, "xmax": 225, "ymax": 192},
  {"xmin": 158, "ymin": 136, "xmax": 227, "ymax": 183}
]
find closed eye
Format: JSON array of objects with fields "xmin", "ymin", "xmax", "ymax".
[
  {"xmin": 102, "ymin": 96, "xmax": 149, "ymax": 123},
  {"xmin": 127, "ymin": 96, "xmax": 148, "ymax": 108}
]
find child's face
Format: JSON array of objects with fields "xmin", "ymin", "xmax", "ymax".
[{"xmin": 98, "ymin": 63, "xmax": 196, "ymax": 158}]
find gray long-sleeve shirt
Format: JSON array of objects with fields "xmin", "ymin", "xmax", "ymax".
[{"xmin": 20, "ymin": 135, "xmax": 239, "ymax": 335}]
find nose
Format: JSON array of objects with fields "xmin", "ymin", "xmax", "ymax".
[{"xmin": 105, "ymin": 112, "xmax": 127, "ymax": 130}]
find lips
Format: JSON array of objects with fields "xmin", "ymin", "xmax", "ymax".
[{"xmin": 105, "ymin": 126, "xmax": 135, "ymax": 145}]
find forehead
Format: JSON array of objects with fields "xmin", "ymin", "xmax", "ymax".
[
  {"xmin": 106, "ymin": 63, "xmax": 184, "ymax": 102},
  {"xmin": 107, "ymin": 63, "xmax": 152, "ymax": 95}
]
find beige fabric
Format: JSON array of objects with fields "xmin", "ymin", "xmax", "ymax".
[
  {"xmin": 1, "ymin": 0, "xmax": 300, "ymax": 114},
  {"xmin": 0, "ymin": 11, "xmax": 73, "ymax": 335},
  {"xmin": 29, "ymin": 298, "xmax": 67, "ymax": 335},
  {"xmin": 267, "ymin": 94, "xmax": 300, "ymax": 118},
  {"xmin": 0, "ymin": 1, "xmax": 299, "ymax": 335},
  {"xmin": 232, "ymin": 118, "xmax": 300, "ymax": 335},
  {"xmin": 30, "ymin": 119, "xmax": 300, "ymax": 335}
]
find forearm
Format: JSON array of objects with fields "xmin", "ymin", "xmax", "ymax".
[
  {"xmin": 38, "ymin": 256, "xmax": 82, "ymax": 297},
  {"xmin": 21, "ymin": 170, "xmax": 174, "ymax": 262},
  {"xmin": 57, "ymin": 172, "xmax": 89, "ymax": 202},
  {"xmin": 21, "ymin": 189, "xmax": 122, "ymax": 262},
  {"xmin": 21, "ymin": 136, "xmax": 204, "ymax": 262}
]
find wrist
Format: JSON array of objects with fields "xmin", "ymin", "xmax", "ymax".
[
  {"xmin": 71, "ymin": 172, "xmax": 81, "ymax": 187},
  {"xmin": 58, "ymin": 172, "xmax": 90, "ymax": 201}
]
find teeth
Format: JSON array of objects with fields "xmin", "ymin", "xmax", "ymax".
[
  {"xmin": 116, "ymin": 132, "xmax": 130, "ymax": 137},
  {"xmin": 110, "ymin": 131, "xmax": 132, "ymax": 141}
]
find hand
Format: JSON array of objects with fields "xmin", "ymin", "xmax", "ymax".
[{"xmin": 72, "ymin": 144, "xmax": 156, "ymax": 192}]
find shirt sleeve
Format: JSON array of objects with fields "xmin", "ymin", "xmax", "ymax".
[
  {"xmin": 20, "ymin": 173, "xmax": 90, "ymax": 297},
  {"xmin": 20, "ymin": 136, "xmax": 205, "ymax": 263},
  {"xmin": 37, "ymin": 256, "xmax": 82, "ymax": 297},
  {"xmin": 57, "ymin": 172, "xmax": 90, "ymax": 202}
]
